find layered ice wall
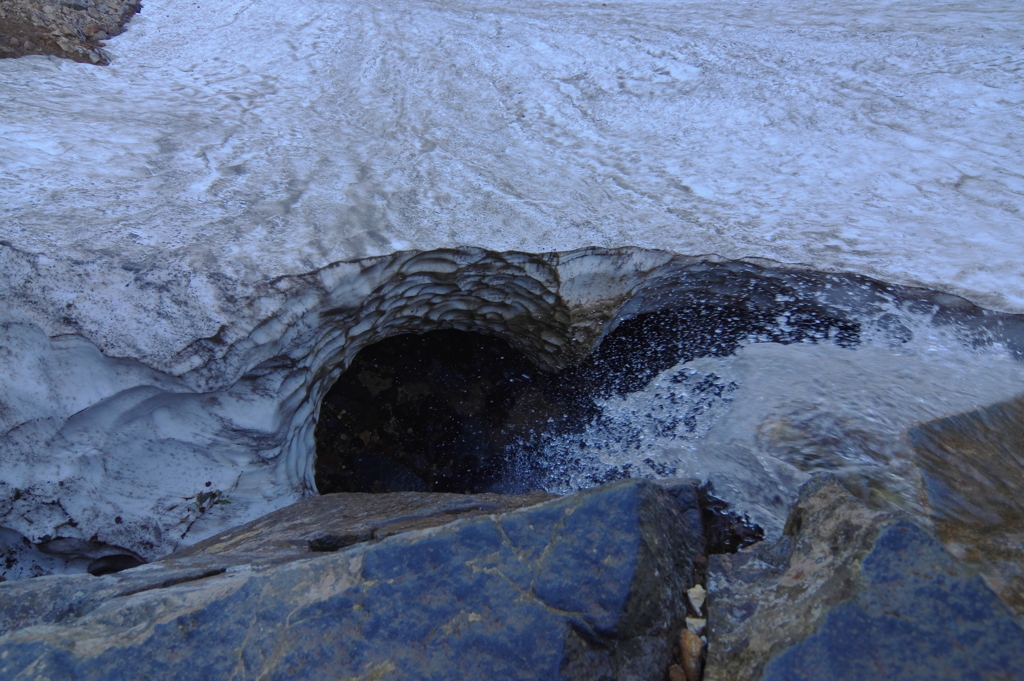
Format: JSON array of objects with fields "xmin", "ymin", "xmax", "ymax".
[
  {"xmin": 2, "ymin": 0, "xmax": 1024, "ymax": 568},
  {"xmin": 0, "ymin": 247, "xmax": 669, "ymax": 563}
]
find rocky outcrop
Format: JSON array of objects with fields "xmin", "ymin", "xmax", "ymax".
[
  {"xmin": 908, "ymin": 393, "xmax": 1024, "ymax": 617},
  {"xmin": 5, "ymin": 466, "xmax": 1021, "ymax": 681},
  {"xmin": 0, "ymin": 478, "xmax": 706, "ymax": 680},
  {"xmin": 0, "ymin": 0, "xmax": 139, "ymax": 64},
  {"xmin": 705, "ymin": 476, "xmax": 1024, "ymax": 681}
]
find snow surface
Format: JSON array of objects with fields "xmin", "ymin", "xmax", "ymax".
[
  {"xmin": 3, "ymin": 0, "xmax": 1024, "ymax": 354},
  {"xmin": 2, "ymin": 0, "xmax": 1024, "ymax": 568}
]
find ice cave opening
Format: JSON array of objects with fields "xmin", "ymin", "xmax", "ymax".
[
  {"xmin": 303, "ymin": 256, "xmax": 1024, "ymax": 570},
  {"xmin": 4, "ymin": 252, "xmax": 1024, "ymax": 584},
  {"xmin": 313, "ymin": 328, "xmax": 563, "ymax": 495},
  {"xmin": 303, "ymin": 263, "xmax": 1024, "ymax": 612}
]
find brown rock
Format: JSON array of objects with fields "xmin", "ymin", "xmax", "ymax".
[
  {"xmin": 169, "ymin": 488, "xmax": 555, "ymax": 561},
  {"xmin": 704, "ymin": 477, "xmax": 892, "ymax": 681},
  {"xmin": 0, "ymin": 0, "xmax": 138, "ymax": 64},
  {"xmin": 702, "ymin": 473, "xmax": 1024, "ymax": 681},
  {"xmin": 668, "ymin": 664, "xmax": 687, "ymax": 681},
  {"xmin": 680, "ymin": 629, "xmax": 706, "ymax": 681}
]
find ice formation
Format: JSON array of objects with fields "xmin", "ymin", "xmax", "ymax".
[
  {"xmin": 2, "ymin": 247, "xmax": 1022, "ymax": 571},
  {"xmin": 2, "ymin": 0, "xmax": 1023, "ymax": 571}
]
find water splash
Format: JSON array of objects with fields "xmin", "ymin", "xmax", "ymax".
[{"xmin": 508, "ymin": 311, "xmax": 1024, "ymax": 537}]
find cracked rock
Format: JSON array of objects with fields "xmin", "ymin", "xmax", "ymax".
[
  {"xmin": 704, "ymin": 476, "xmax": 1024, "ymax": 681},
  {"xmin": 0, "ymin": 477, "xmax": 705, "ymax": 680}
]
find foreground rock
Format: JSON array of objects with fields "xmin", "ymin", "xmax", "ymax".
[
  {"xmin": 908, "ymin": 393, "xmax": 1024, "ymax": 617},
  {"xmin": 0, "ymin": 0, "xmax": 139, "ymax": 64},
  {"xmin": 0, "ymin": 478, "xmax": 704, "ymax": 680},
  {"xmin": 705, "ymin": 476, "xmax": 1024, "ymax": 681}
]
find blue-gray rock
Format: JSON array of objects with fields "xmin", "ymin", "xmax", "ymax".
[
  {"xmin": 0, "ymin": 478, "xmax": 703, "ymax": 680},
  {"xmin": 761, "ymin": 520, "xmax": 1024, "ymax": 681},
  {"xmin": 705, "ymin": 476, "xmax": 1024, "ymax": 681}
]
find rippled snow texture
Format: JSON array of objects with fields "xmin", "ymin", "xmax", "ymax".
[{"xmin": 2, "ymin": 0, "xmax": 1024, "ymax": 364}]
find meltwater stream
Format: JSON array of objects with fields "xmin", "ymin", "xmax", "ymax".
[{"xmin": 510, "ymin": 329, "xmax": 1024, "ymax": 537}]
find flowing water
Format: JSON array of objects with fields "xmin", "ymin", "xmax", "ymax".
[{"xmin": 507, "ymin": 319, "xmax": 1024, "ymax": 536}]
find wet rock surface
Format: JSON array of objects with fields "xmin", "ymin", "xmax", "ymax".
[
  {"xmin": 908, "ymin": 393, "xmax": 1024, "ymax": 617},
  {"xmin": 0, "ymin": 0, "xmax": 139, "ymax": 64},
  {"xmin": 0, "ymin": 478, "xmax": 705, "ymax": 680},
  {"xmin": 705, "ymin": 476, "xmax": 1024, "ymax": 681}
]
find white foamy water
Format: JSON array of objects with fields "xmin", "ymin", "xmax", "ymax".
[{"xmin": 520, "ymin": 319, "xmax": 1024, "ymax": 536}]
